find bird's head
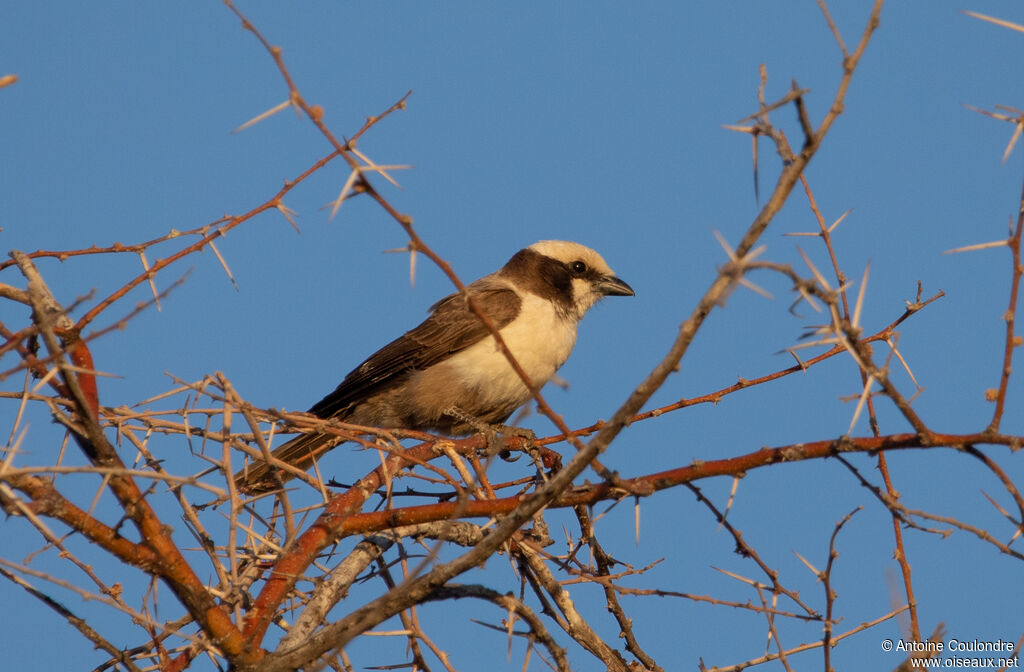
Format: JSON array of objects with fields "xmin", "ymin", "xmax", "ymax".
[{"xmin": 504, "ymin": 240, "xmax": 634, "ymax": 320}]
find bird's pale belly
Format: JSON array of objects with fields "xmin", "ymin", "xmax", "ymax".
[{"xmin": 370, "ymin": 296, "xmax": 578, "ymax": 434}]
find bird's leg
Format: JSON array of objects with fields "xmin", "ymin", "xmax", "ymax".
[
  {"xmin": 525, "ymin": 507, "xmax": 554, "ymax": 547},
  {"xmin": 442, "ymin": 407, "xmax": 536, "ymax": 461}
]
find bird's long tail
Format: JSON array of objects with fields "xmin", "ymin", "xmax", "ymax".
[{"xmin": 232, "ymin": 430, "xmax": 342, "ymax": 495}]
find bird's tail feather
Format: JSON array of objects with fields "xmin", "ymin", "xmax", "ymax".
[{"xmin": 232, "ymin": 430, "xmax": 342, "ymax": 495}]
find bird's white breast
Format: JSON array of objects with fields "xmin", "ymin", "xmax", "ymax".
[{"xmin": 441, "ymin": 292, "xmax": 578, "ymax": 406}]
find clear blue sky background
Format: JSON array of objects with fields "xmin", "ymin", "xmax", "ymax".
[{"xmin": 3, "ymin": 2, "xmax": 1023, "ymax": 670}]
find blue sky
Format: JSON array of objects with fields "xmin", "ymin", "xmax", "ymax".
[{"xmin": 3, "ymin": 2, "xmax": 1024, "ymax": 670}]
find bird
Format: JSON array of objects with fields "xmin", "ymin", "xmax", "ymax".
[{"xmin": 233, "ymin": 240, "xmax": 634, "ymax": 494}]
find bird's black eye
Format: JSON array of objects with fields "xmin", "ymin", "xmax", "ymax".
[{"xmin": 570, "ymin": 260, "xmax": 587, "ymax": 275}]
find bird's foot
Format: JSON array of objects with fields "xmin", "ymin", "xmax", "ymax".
[
  {"xmin": 480, "ymin": 424, "xmax": 556, "ymax": 473},
  {"xmin": 488, "ymin": 424, "xmax": 537, "ymax": 462}
]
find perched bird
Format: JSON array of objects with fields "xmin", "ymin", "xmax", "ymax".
[{"xmin": 234, "ymin": 240, "xmax": 633, "ymax": 493}]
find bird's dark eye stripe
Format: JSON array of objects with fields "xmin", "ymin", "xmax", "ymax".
[{"xmin": 571, "ymin": 260, "xmax": 587, "ymax": 274}]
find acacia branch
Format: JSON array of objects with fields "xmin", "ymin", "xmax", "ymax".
[{"xmin": 10, "ymin": 252, "xmax": 246, "ymax": 659}]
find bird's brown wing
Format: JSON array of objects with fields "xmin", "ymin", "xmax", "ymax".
[
  {"xmin": 233, "ymin": 281, "xmax": 521, "ymax": 494},
  {"xmin": 308, "ymin": 280, "xmax": 522, "ymax": 418}
]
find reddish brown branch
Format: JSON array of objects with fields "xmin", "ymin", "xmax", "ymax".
[
  {"xmin": 876, "ymin": 451, "xmax": 920, "ymax": 640},
  {"xmin": 239, "ymin": 438, "xmax": 447, "ymax": 649},
  {"xmin": 309, "ymin": 432, "xmax": 1018, "ymax": 539},
  {"xmin": 63, "ymin": 332, "xmax": 98, "ymax": 420},
  {"xmin": 987, "ymin": 172, "xmax": 1024, "ymax": 432},
  {"xmin": 822, "ymin": 507, "xmax": 861, "ymax": 672},
  {"xmin": 1, "ymin": 473, "xmax": 158, "ymax": 567},
  {"xmin": 11, "ymin": 253, "xmax": 247, "ymax": 660},
  {"xmin": 74, "ymin": 150, "xmax": 342, "ymax": 331}
]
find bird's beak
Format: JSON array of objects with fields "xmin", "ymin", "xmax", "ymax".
[{"xmin": 598, "ymin": 275, "xmax": 635, "ymax": 297}]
